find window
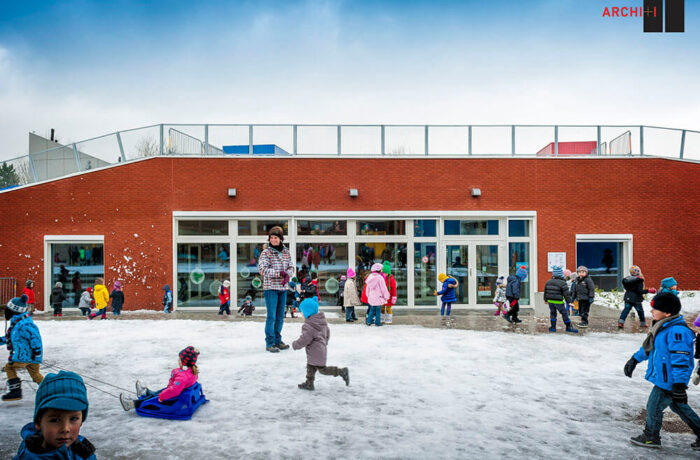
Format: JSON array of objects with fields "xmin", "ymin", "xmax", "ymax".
[
  {"xmin": 576, "ymin": 241, "xmax": 624, "ymax": 291},
  {"xmin": 508, "ymin": 242, "xmax": 530, "ymax": 305},
  {"xmin": 296, "ymin": 220, "xmax": 347, "ymax": 236},
  {"xmin": 50, "ymin": 243, "xmax": 104, "ymax": 308},
  {"xmin": 444, "ymin": 220, "xmax": 498, "ymax": 236},
  {"xmin": 414, "ymin": 220, "xmax": 437, "ymax": 237},
  {"xmin": 178, "ymin": 220, "xmax": 228, "ymax": 236},
  {"xmin": 357, "ymin": 220, "xmax": 406, "ymax": 235},
  {"xmin": 236, "ymin": 243, "xmax": 266, "ymax": 308},
  {"xmin": 414, "ymin": 243, "xmax": 437, "ymax": 305},
  {"xmin": 355, "ymin": 242, "xmax": 407, "ymax": 305},
  {"xmin": 177, "ymin": 243, "xmax": 230, "ymax": 307},
  {"xmin": 295, "ymin": 243, "xmax": 348, "ymax": 306},
  {"xmin": 237, "ymin": 220, "xmax": 289, "ymax": 236},
  {"xmin": 508, "ymin": 220, "xmax": 530, "ymax": 237}
]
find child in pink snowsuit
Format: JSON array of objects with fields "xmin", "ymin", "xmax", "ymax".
[
  {"xmin": 364, "ymin": 263, "xmax": 390, "ymax": 326},
  {"xmin": 120, "ymin": 346, "xmax": 200, "ymax": 411}
]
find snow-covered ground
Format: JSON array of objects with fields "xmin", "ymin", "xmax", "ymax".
[
  {"xmin": 2, "ymin": 320, "xmax": 700, "ymax": 459},
  {"xmin": 596, "ymin": 290, "xmax": 700, "ymax": 317}
]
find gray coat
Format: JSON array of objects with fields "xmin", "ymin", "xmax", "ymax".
[{"xmin": 292, "ymin": 312, "xmax": 330, "ymax": 366}]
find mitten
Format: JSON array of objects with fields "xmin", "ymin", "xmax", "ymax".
[
  {"xmin": 433, "ymin": 290, "xmax": 437, "ymax": 296},
  {"xmin": 280, "ymin": 272, "xmax": 290, "ymax": 285},
  {"xmin": 509, "ymin": 299, "xmax": 517, "ymax": 308},
  {"xmin": 391, "ymin": 296, "xmax": 397, "ymax": 305},
  {"xmin": 648, "ymin": 288, "xmax": 657, "ymax": 294},
  {"xmin": 692, "ymin": 363, "xmax": 700, "ymax": 386},
  {"xmin": 672, "ymin": 383, "xmax": 688, "ymax": 404},
  {"xmin": 623, "ymin": 357, "xmax": 638, "ymax": 378}
]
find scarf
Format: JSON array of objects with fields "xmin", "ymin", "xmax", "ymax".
[
  {"xmin": 270, "ymin": 243, "xmax": 284, "ymax": 252},
  {"xmin": 643, "ymin": 314, "xmax": 681, "ymax": 354}
]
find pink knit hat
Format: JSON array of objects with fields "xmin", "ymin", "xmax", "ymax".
[
  {"xmin": 694, "ymin": 314, "xmax": 700, "ymax": 328},
  {"xmin": 371, "ymin": 263, "xmax": 383, "ymax": 272},
  {"xmin": 347, "ymin": 268, "xmax": 356, "ymax": 278}
]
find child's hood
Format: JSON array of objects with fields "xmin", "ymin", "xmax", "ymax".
[
  {"xmin": 19, "ymin": 422, "xmax": 95, "ymax": 459},
  {"xmin": 305, "ymin": 311, "xmax": 327, "ymax": 331}
]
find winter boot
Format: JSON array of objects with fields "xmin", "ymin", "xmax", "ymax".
[
  {"xmin": 512, "ymin": 315, "xmax": 522, "ymax": 324},
  {"xmin": 339, "ymin": 367, "xmax": 350, "ymax": 386},
  {"xmin": 386, "ymin": 314, "xmax": 393, "ymax": 324},
  {"xmin": 493, "ymin": 311, "xmax": 500, "ymax": 316},
  {"xmin": 298, "ymin": 381, "xmax": 315, "ymax": 391},
  {"xmin": 692, "ymin": 438, "xmax": 700, "ymax": 451},
  {"xmin": 276, "ymin": 342, "xmax": 290, "ymax": 350},
  {"xmin": 440, "ymin": 317, "xmax": 448, "ymax": 328},
  {"xmin": 618, "ymin": 322, "xmax": 624, "ymax": 330},
  {"xmin": 549, "ymin": 319, "xmax": 557, "ymax": 333},
  {"xmin": 449, "ymin": 317, "xmax": 456, "ymax": 327},
  {"xmin": 119, "ymin": 393, "xmax": 134, "ymax": 411},
  {"xmin": 266, "ymin": 346, "xmax": 280, "ymax": 353},
  {"xmin": 564, "ymin": 322, "xmax": 579, "ymax": 333},
  {"xmin": 578, "ymin": 321, "xmax": 589, "ymax": 328},
  {"xmin": 503, "ymin": 312, "xmax": 512, "ymax": 323},
  {"xmin": 100, "ymin": 314, "xmax": 107, "ymax": 320},
  {"xmin": 2, "ymin": 378, "xmax": 21, "ymax": 401},
  {"xmin": 135, "ymin": 380, "xmax": 148, "ymax": 397},
  {"xmin": 630, "ymin": 433, "xmax": 661, "ymax": 448}
]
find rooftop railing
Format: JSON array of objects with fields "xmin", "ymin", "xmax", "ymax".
[{"xmin": 1, "ymin": 124, "xmax": 698, "ymax": 187}]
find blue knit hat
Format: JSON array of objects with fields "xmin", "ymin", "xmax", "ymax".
[
  {"xmin": 552, "ymin": 266, "xmax": 564, "ymax": 278},
  {"xmin": 34, "ymin": 371, "xmax": 89, "ymax": 424},
  {"xmin": 299, "ymin": 297, "xmax": 319, "ymax": 318},
  {"xmin": 6, "ymin": 294, "xmax": 29, "ymax": 314},
  {"xmin": 516, "ymin": 267, "xmax": 528, "ymax": 280},
  {"xmin": 660, "ymin": 277, "xmax": 677, "ymax": 289}
]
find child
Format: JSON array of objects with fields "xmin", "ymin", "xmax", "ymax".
[
  {"xmin": 493, "ymin": 276, "xmax": 507, "ymax": 317},
  {"xmin": 301, "ymin": 274, "xmax": 320, "ymax": 301},
  {"xmin": 693, "ymin": 315, "xmax": 700, "ymax": 386},
  {"xmin": 573, "ymin": 266, "xmax": 595, "ymax": 328},
  {"xmin": 88, "ymin": 278, "xmax": 109, "ymax": 320},
  {"xmin": 434, "ymin": 273, "xmax": 458, "ymax": 328},
  {"xmin": 288, "ymin": 277, "xmax": 301, "ymax": 318},
  {"xmin": 22, "ymin": 279, "xmax": 35, "ymax": 315},
  {"xmin": 364, "ymin": 263, "xmax": 390, "ymax": 326},
  {"xmin": 218, "ymin": 280, "xmax": 231, "ymax": 316},
  {"xmin": 543, "ymin": 266, "xmax": 578, "ymax": 333},
  {"xmin": 1, "ymin": 295, "xmax": 43, "ymax": 401},
  {"xmin": 659, "ymin": 277, "xmax": 679, "ymax": 296},
  {"xmin": 162, "ymin": 284, "xmax": 173, "ymax": 313},
  {"xmin": 13, "ymin": 370, "xmax": 95, "ymax": 459},
  {"xmin": 78, "ymin": 288, "xmax": 94, "ymax": 316},
  {"xmin": 238, "ymin": 296, "xmax": 255, "ymax": 316},
  {"xmin": 563, "ymin": 269, "xmax": 576, "ymax": 316},
  {"xmin": 343, "ymin": 268, "xmax": 361, "ymax": 322},
  {"xmin": 120, "ymin": 346, "xmax": 200, "ymax": 411},
  {"xmin": 292, "ymin": 297, "xmax": 349, "ymax": 391},
  {"xmin": 623, "ymin": 292, "xmax": 700, "ymax": 451},
  {"xmin": 381, "ymin": 261, "xmax": 398, "ymax": 324},
  {"xmin": 50, "ymin": 282, "xmax": 66, "ymax": 317},
  {"xmin": 504, "ymin": 266, "xmax": 527, "ymax": 324},
  {"xmin": 619, "ymin": 265, "xmax": 656, "ymax": 330},
  {"xmin": 110, "ymin": 280, "xmax": 125, "ymax": 316},
  {"xmin": 337, "ymin": 275, "xmax": 346, "ymax": 313}
]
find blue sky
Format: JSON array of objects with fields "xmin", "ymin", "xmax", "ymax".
[{"xmin": 0, "ymin": 0, "xmax": 699, "ymax": 158}]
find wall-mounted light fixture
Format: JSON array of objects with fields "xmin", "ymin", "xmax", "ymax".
[
  {"xmin": 349, "ymin": 188, "xmax": 359, "ymax": 197},
  {"xmin": 471, "ymin": 188, "xmax": 481, "ymax": 197},
  {"xmin": 228, "ymin": 188, "xmax": 237, "ymax": 197}
]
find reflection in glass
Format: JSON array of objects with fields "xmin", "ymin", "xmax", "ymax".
[
  {"xmin": 476, "ymin": 245, "xmax": 498, "ymax": 304},
  {"xmin": 508, "ymin": 242, "xmax": 530, "ymax": 305},
  {"xmin": 414, "ymin": 220, "xmax": 437, "ymax": 237},
  {"xmin": 444, "ymin": 220, "xmax": 498, "ymax": 235},
  {"xmin": 354, "ymin": 243, "xmax": 407, "ymax": 305},
  {"xmin": 508, "ymin": 220, "xmax": 529, "ymax": 237},
  {"xmin": 576, "ymin": 241, "xmax": 623, "ymax": 291},
  {"xmin": 238, "ymin": 220, "xmax": 289, "ymax": 236},
  {"xmin": 445, "ymin": 245, "xmax": 468, "ymax": 303},
  {"xmin": 177, "ymin": 243, "xmax": 230, "ymax": 307},
  {"xmin": 236, "ymin": 243, "xmax": 266, "ymax": 308},
  {"xmin": 51, "ymin": 243, "xmax": 104, "ymax": 308},
  {"xmin": 295, "ymin": 243, "xmax": 348, "ymax": 306},
  {"xmin": 178, "ymin": 220, "xmax": 228, "ymax": 236},
  {"xmin": 414, "ymin": 243, "xmax": 437, "ymax": 306},
  {"xmin": 357, "ymin": 220, "xmax": 406, "ymax": 235},
  {"xmin": 297, "ymin": 220, "xmax": 347, "ymax": 235}
]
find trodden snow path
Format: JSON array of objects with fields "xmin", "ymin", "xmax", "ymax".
[{"xmin": 1, "ymin": 320, "xmax": 699, "ymax": 459}]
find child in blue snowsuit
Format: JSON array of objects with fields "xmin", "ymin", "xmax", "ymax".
[
  {"xmin": 623, "ymin": 292, "xmax": 700, "ymax": 451},
  {"xmin": 505, "ymin": 267, "xmax": 527, "ymax": 324},
  {"xmin": 2, "ymin": 295, "xmax": 44, "ymax": 401},
  {"xmin": 434, "ymin": 273, "xmax": 457, "ymax": 328},
  {"xmin": 162, "ymin": 285, "xmax": 173, "ymax": 313}
]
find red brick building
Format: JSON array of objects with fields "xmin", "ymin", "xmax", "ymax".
[{"xmin": 0, "ymin": 155, "xmax": 698, "ymax": 311}]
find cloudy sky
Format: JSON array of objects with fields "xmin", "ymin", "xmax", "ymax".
[{"xmin": 0, "ymin": 0, "xmax": 698, "ymax": 159}]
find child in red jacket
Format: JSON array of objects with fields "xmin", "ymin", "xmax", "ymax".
[{"xmin": 22, "ymin": 280, "xmax": 36, "ymax": 315}]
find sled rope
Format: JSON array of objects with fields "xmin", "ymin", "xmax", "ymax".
[{"xmin": 42, "ymin": 361, "xmax": 135, "ymax": 396}]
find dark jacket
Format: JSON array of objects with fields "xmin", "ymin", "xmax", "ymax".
[
  {"xmin": 110, "ymin": 290, "xmax": 124, "ymax": 310},
  {"xmin": 292, "ymin": 312, "xmax": 330, "ymax": 366},
  {"xmin": 50, "ymin": 287, "xmax": 66, "ymax": 306},
  {"xmin": 622, "ymin": 275, "xmax": 649, "ymax": 304},
  {"xmin": 506, "ymin": 275, "xmax": 522, "ymax": 299},
  {"xmin": 573, "ymin": 275, "xmax": 595, "ymax": 301},
  {"xmin": 544, "ymin": 276, "xmax": 572, "ymax": 303}
]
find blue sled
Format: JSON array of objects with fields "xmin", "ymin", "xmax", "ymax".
[{"xmin": 134, "ymin": 382, "xmax": 208, "ymax": 420}]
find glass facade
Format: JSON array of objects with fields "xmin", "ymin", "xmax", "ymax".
[
  {"xmin": 178, "ymin": 220, "xmax": 228, "ymax": 236},
  {"xmin": 476, "ymin": 245, "xmax": 498, "ymax": 304},
  {"xmin": 445, "ymin": 245, "xmax": 469, "ymax": 303},
  {"xmin": 177, "ymin": 243, "xmax": 230, "ymax": 307},
  {"xmin": 414, "ymin": 243, "xmax": 437, "ymax": 305},
  {"xmin": 508, "ymin": 242, "xmax": 530, "ymax": 305},
  {"xmin": 508, "ymin": 220, "xmax": 529, "ymax": 237},
  {"xmin": 414, "ymin": 220, "xmax": 437, "ymax": 237},
  {"xmin": 355, "ymin": 243, "xmax": 408, "ymax": 305},
  {"xmin": 295, "ymin": 243, "xmax": 348, "ymax": 306},
  {"xmin": 50, "ymin": 243, "xmax": 104, "ymax": 308},
  {"xmin": 238, "ymin": 220, "xmax": 289, "ymax": 236},
  {"xmin": 576, "ymin": 241, "xmax": 624, "ymax": 290},
  {"xmin": 445, "ymin": 220, "xmax": 498, "ymax": 235},
  {"xmin": 297, "ymin": 220, "xmax": 347, "ymax": 236},
  {"xmin": 357, "ymin": 220, "xmax": 406, "ymax": 235}
]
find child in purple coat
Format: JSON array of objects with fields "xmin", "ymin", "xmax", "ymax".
[{"xmin": 292, "ymin": 297, "xmax": 349, "ymax": 391}]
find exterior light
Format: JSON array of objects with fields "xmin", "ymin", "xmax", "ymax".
[
  {"xmin": 471, "ymin": 188, "xmax": 481, "ymax": 197},
  {"xmin": 228, "ymin": 188, "xmax": 237, "ymax": 197},
  {"xmin": 349, "ymin": 188, "xmax": 359, "ymax": 197}
]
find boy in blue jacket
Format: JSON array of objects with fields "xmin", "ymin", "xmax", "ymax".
[
  {"xmin": 13, "ymin": 370, "xmax": 96, "ymax": 459},
  {"xmin": 2, "ymin": 295, "xmax": 44, "ymax": 401},
  {"xmin": 623, "ymin": 292, "xmax": 700, "ymax": 450}
]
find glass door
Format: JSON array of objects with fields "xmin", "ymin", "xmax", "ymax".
[
  {"xmin": 445, "ymin": 242, "xmax": 500, "ymax": 306},
  {"xmin": 445, "ymin": 245, "xmax": 469, "ymax": 304},
  {"xmin": 475, "ymin": 244, "xmax": 499, "ymax": 305}
]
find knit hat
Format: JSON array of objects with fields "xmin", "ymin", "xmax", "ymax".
[
  {"xmin": 340, "ymin": 275, "xmax": 347, "ymax": 281},
  {"xmin": 496, "ymin": 275, "xmax": 504, "ymax": 285},
  {"xmin": 576, "ymin": 266, "xmax": 588, "ymax": 274},
  {"xmin": 650, "ymin": 292, "xmax": 681, "ymax": 316},
  {"xmin": 245, "ymin": 295, "xmax": 252, "ymax": 301},
  {"xmin": 179, "ymin": 346, "xmax": 200, "ymax": 368},
  {"xmin": 516, "ymin": 267, "xmax": 528, "ymax": 280},
  {"xmin": 563, "ymin": 269, "xmax": 572, "ymax": 278},
  {"xmin": 86, "ymin": 287, "xmax": 93, "ymax": 294},
  {"xmin": 382, "ymin": 261, "xmax": 392, "ymax": 275},
  {"xmin": 660, "ymin": 277, "xmax": 678, "ymax": 289},
  {"xmin": 6, "ymin": 294, "xmax": 29, "ymax": 314},
  {"xmin": 54, "ymin": 281, "xmax": 62, "ymax": 288},
  {"xmin": 26, "ymin": 279, "xmax": 34, "ymax": 288},
  {"xmin": 299, "ymin": 297, "xmax": 319, "ymax": 318},
  {"xmin": 223, "ymin": 280, "xmax": 231, "ymax": 288},
  {"xmin": 694, "ymin": 314, "xmax": 700, "ymax": 328},
  {"xmin": 438, "ymin": 273, "xmax": 448, "ymax": 283},
  {"xmin": 552, "ymin": 266, "xmax": 564, "ymax": 278},
  {"xmin": 629, "ymin": 265, "xmax": 641, "ymax": 276},
  {"xmin": 268, "ymin": 226, "xmax": 284, "ymax": 241},
  {"xmin": 347, "ymin": 268, "xmax": 356, "ymax": 278},
  {"xmin": 371, "ymin": 263, "xmax": 383, "ymax": 272},
  {"xmin": 163, "ymin": 284, "xmax": 171, "ymax": 291},
  {"xmin": 114, "ymin": 280, "xmax": 122, "ymax": 288},
  {"xmin": 34, "ymin": 371, "xmax": 89, "ymax": 424}
]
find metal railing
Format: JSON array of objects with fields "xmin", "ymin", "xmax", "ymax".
[{"xmin": 1, "ymin": 124, "xmax": 698, "ymax": 188}]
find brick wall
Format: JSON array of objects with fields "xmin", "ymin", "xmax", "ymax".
[{"xmin": 1, "ymin": 156, "xmax": 698, "ymax": 309}]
